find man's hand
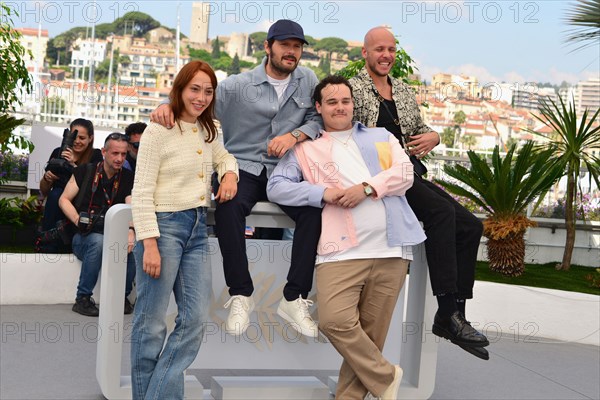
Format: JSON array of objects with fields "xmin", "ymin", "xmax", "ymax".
[
  {"xmin": 406, "ymin": 131, "xmax": 439, "ymax": 159},
  {"xmin": 215, "ymin": 172, "xmax": 238, "ymax": 204},
  {"xmin": 267, "ymin": 133, "xmax": 297, "ymax": 158},
  {"xmin": 336, "ymin": 184, "xmax": 369, "ymax": 208},
  {"xmin": 150, "ymin": 104, "xmax": 175, "ymax": 129},
  {"xmin": 323, "ymin": 187, "xmax": 344, "ymax": 204},
  {"xmin": 142, "ymin": 238, "xmax": 161, "ymax": 279}
]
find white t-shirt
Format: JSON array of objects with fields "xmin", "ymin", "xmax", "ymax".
[
  {"xmin": 266, "ymin": 74, "xmax": 291, "ymax": 103},
  {"xmin": 316, "ymin": 129, "xmax": 408, "ymax": 264}
]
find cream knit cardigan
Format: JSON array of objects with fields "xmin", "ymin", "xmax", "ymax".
[{"xmin": 132, "ymin": 120, "xmax": 238, "ymax": 240}]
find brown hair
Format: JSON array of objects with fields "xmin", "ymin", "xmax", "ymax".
[
  {"xmin": 169, "ymin": 61, "xmax": 218, "ymax": 143},
  {"xmin": 69, "ymin": 118, "xmax": 95, "ymax": 165}
]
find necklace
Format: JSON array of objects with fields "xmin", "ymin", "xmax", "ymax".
[{"xmin": 330, "ymin": 132, "xmax": 353, "ymax": 146}]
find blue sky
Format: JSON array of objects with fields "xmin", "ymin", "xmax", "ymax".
[{"xmin": 9, "ymin": 1, "xmax": 600, "ymax": 85}]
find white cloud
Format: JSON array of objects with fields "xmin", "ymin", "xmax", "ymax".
[
  {"xmin": 257, "ymin": 19, "xmax": 273, "ymax": 32},
  {"xmin": 502, "ymin": 71, "xmax": 527, "ymax": 85}
]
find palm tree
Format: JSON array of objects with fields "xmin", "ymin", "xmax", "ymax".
[
  {"xmin": 436, "ymin": 142, "xmax": 563, "ymax": 276},
  {"xmin": 527, "ymin": 97, "xmax": 600, "ymax": 270},
  {"xmin": 564, "ymin": 0, "xmax": 600, "ymax": 52}
]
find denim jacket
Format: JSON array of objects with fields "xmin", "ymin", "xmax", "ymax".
[{"xmin": 215, "ymin": 58, "xmax": 322, "ymax": 176}]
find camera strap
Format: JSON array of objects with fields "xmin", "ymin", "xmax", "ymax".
[{"xmin": 87, "ymin": 161, "xmax": 121, "ymax": 213}]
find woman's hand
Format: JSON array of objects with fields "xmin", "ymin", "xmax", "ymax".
[
  {"xmin": 142, "ymin": 238, "xmax": 161, "ymax": 279},
  {"xmin": 61, "ymin": 148, "xmax": 77, "ymax": 166},
  {"xmin": 127, "ymin": 228, "xmax": 135, "ymax": 253},
  {"xmin": 43, "ymin": 170, "xmax": 59, "ymax": 184},
  {"xmin": 215, "ymin": 172, "xmax": 238, "ymax": 204}
]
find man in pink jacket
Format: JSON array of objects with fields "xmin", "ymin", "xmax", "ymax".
[{"xmin": 268, "ymin": 75, "xmax": 426, "ymax": 400}]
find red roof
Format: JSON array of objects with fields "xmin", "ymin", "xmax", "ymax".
[{"xmin": 15, "ymin": 27, "xmax": 49, "ymax": 37}]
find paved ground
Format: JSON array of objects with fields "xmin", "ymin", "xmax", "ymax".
[{"xmin": 1, "ymin": 304, "xmax": 598, "ymax": 400}]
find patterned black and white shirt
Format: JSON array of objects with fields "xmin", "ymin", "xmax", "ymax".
[{"xmin": 349, "ymin": 68, "xmax": 434, "ymax": 144}]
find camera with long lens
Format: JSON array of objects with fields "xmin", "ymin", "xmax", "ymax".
[
  {"xmin": 45, "ymin": 128, "xmax": 78, "ymax": 178},
  {"xmin": 78, "ymin": 211, "xmax": 105, "ymax": 234}
]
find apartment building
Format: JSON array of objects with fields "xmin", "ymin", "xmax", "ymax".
[
  {"xmin": 14, "ymin": 27, "xmax": 49, "ymax": 70},
  {"xmin": 70, "ymin": 38, "xmax": 107, "ymax": 70},
  {"xmin": 573, "ymin": 78, "xmax": 600, "ymax": 115}
]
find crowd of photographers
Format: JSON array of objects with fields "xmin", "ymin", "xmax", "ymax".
[{"xmin": 37, "ymin": 120, "xmax": 146, "ymax": 316}]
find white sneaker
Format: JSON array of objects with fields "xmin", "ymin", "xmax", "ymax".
[
  {"xmin": 380, "ymin": 365, "xmax": 403, "ymax": 400},
  {"xmin": 224, "ymin": 295, "xmax": 254, "ymax": 336},
  {"xmin": 277, "ymin": 295, "xmax": 318, "ymax": 337}
]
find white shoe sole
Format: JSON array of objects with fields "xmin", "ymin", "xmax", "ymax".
[{"xmin": 277, "ymin": 305, "xmax": 319, "ymax": 338}]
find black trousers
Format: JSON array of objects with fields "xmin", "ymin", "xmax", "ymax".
[
  {"xmin": 405, "ymin": 175, "xmax": 483, "ymax": 299},
  {"xmin": 215, "ymin": 169, "xmax": 322, "ymax": 300}
]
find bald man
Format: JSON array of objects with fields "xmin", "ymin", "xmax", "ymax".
[{"xmin": 349, "ymin": 27, "xmax": 490, "ymax": 360}]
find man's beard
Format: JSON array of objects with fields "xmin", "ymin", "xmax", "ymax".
[{"xmin": 269, "ymin": 56, "xmax": 298, "ymax": 75}]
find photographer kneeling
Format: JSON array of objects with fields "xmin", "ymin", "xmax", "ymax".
[{"xmin": 59, "ymin": 133, "xmax": 136, "ymax": 317}]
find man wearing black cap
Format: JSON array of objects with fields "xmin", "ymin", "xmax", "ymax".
[{"xmin": 151, "ymin": 20, "xmax": 322, "ymax": 338}]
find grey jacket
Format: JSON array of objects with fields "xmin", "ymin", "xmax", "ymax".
[{"xmin": 215, "ymin": 59, "xmax": 321, "ymax": 176}]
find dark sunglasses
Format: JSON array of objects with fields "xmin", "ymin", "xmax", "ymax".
[
  {"xmin": 131, "ymin": 142, "xmax": 140, "ymax": 149},
  {"xmin": 104, "ymin": 132, "xmax": 129, "ymax": 144}
]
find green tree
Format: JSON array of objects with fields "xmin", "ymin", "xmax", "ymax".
[
  {"xmin": 307, "ymin": 65, "xmax": 327, "ymax": 81},
  {"xmin": 253, "ymin": 50, "xmax": 266, "ymax": 62},
  {"xmin": 227, "ymin": 53, "xmax": 241, "ymax": 75},
  {"xmin": 564, "ymin": 0, "xmax": 600, "ymax": 51},
  {"xmin": 313, "ymin": 37, "xmax": 348, "ymax": 56},
  {"xmin": 436, "ymin": 142, "xmax": 563, "ymax": 276},
  {"xmin": 453, "ymin": 110, "xmax": 467, "ymax": 147},
  {"xmin": 348, "ymin": 47, "xmax": 363, "ymax": 61},
  {"xmin": 318, "ymin": 57, "xmax": 331, "ymax": 75},
  {"xmin": 453, "ymin": 110, "xmax": 467, "ymax": 125},
  {"xmin": 460, "ymin": 134, "xmax": 477, "ymax": 150},
  {"xmin": 189, "ymin": 47, "xmax": 212, "ymax": 63},
  {"xmin": 249, "ymin": 32, "xmax": 267, "ymax": 51},
  {"xmin": 440, "ymin": 127, "xmax": 456, "ymax": 148},
  {"xmin": 114, "ymin": 12, "xmax": 160, "ymax": 37},
  {"xmin": 303, "ymin": 35, "xmax": 317, "ymax": 47},
  {"xmin": 0, "ymin": 2, "xmax": 33, "ymax": 154},
  {"xmin": 95, "ymin": 49, "xmax": 119, "ymax": 82},
  {"xmin": 211, "ymin": 38, "xmax": 221, "ymax": 58},
  {"xmin": 527, "ymin": 97, "xmax": 600, "ymax": 271}
]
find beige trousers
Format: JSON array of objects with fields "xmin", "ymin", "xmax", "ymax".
[{"xmin": 316, "ymin": 257, "xmax": 409, "ymax": 399}]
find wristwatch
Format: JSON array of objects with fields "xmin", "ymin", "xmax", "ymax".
[
  {"xmin": 362, "ymin": 182, "xmax": 374, "ymax": 197},
  {"xmin": 290, "ymin": 129, "xmax": 302, "ymax": 142}
]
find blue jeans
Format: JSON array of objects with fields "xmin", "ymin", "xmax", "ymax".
[
  {"xmin": 131, "ymin": 207, "xmax": 211, "ymax": 400},
  {"xmin": 72, "ymin": 232, "xmax": 135, "ymax": 299}
]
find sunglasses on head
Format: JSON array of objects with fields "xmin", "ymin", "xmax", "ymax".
[{"xmin": 104, "ymin": 132, "xmax": 129, "ymax": 144}]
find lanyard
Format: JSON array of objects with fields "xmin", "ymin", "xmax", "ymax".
[{"xmin": 87, "ymin": 162, "xmax": 121, "ymax": 213}]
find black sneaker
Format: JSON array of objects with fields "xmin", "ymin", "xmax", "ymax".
[
  {"xmin": 72, "ymin": 296, "xmax": 99, "ymax": 317},
  {"xmin": 124, "ymin": 298, "xmax": 134, "ymax": 315}
]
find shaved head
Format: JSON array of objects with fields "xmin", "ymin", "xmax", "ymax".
[{"xmin": 364, "ymin": 26, "xmax": 395, "ymax": 48}]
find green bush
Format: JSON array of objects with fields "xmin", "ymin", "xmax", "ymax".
[{"xmin": 0, "ymin": 196, "xmax": 42, "ymax": 227}]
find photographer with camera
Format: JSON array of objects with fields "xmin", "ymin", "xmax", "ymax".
[
  {"xmin": 59, "ymin": 133, "xmax": 135, "ymax": 317},
  {"xmin": 39, "ymin": 119, "xmax": 102, "ymax": 252}
]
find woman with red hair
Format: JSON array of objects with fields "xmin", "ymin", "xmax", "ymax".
[{"xmin": 130, "ymin": 61, "xmax": 238, "ymax": 399}]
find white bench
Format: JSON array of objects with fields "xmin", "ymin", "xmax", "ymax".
[{"xmin": 97, "ymin": 203, "xmax": 438, "ymax": 400}]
